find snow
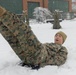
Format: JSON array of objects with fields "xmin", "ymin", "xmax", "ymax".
[{"xmin": 0, "ymin": 19, "xmax": 76, "ymax": 75}]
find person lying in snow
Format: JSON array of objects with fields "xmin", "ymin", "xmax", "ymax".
[{"xmin": 0, "ymin": 6, "xmax": 68, "ymax": 69}]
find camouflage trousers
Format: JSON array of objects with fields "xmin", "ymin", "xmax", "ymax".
[{"xmin": 0, "ymin": 11, "xmax": 43, "ymax": 65}]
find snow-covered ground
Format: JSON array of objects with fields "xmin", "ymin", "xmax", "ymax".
[{"xmin": 0, "ymin": 19, "xmax": 76, "ymax": 75}]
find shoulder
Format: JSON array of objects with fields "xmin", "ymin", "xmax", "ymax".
[
  {"xmin": 60, "ymin": 45, "xmax": 68, "ymax": 54},
  {"xmin": 61, "ymin": 45, "xmax": 67, "ymax": 50}
]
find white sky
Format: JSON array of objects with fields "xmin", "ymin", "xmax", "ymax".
[
  {"xmin": 0, "ymin": 19, "xmax": 76, "ymax": 75},
  {"xmin": 72, "ymin": 0, "xmax": 76, "ymax": 2}
]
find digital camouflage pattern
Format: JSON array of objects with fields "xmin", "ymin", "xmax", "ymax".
[{"xmin": 0, "ymin": 9, "xmax": 68, "ymax": 67}]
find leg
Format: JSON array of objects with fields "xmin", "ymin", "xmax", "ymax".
[
  {"xmin": 0, "ymin": 6, "xmax": 43, "ymax": 65},
  {"xmin": 0, "ymin": 21, "xmax": 26, "ymax": 61}
]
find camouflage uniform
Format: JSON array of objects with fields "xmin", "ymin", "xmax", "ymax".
[{"xmin": 0, "ymin": 10, "xmax": 68, "ymax": 68}]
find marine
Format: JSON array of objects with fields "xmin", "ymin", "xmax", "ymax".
[{"xmin": 0, "ymin": 6, "xmax": 68, "ymax": 69}]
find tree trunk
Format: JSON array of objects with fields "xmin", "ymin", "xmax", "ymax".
[{"xmin": 53, "ymin": 11, "xmax": 61, "ymax": 29}]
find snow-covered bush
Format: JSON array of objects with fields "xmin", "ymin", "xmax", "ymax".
[{"xmin": 33, "ymin": 7, "xmax": 53, "ymax": 23}]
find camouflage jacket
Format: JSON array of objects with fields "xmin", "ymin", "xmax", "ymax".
[{"xmin": 35, "ymin": 43, "xmax": 68, "ymax": 67}]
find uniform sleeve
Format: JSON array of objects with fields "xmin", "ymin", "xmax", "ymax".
[
  {"xmin": 54, "ymin": 46, "xmax": 68, "ymax": 66},
  {"xmin": 43, "ymin": 43, "xmax": 68, "ymax": 66},
  {"xmin": 45, "ymin": 43, "xmax": 62, "ymax": 56}
]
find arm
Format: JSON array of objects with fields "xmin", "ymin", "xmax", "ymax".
[
  {"xmin": 45, "ymin": 43, "xmax": 62, "ymax": 56},
  {"xmin": 43, "ymin": 43, "xmax": 68, "ymax": 66},
  {"xmin": 54, "ymin": 46, "xmax": 68, "ymax": 66}
]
